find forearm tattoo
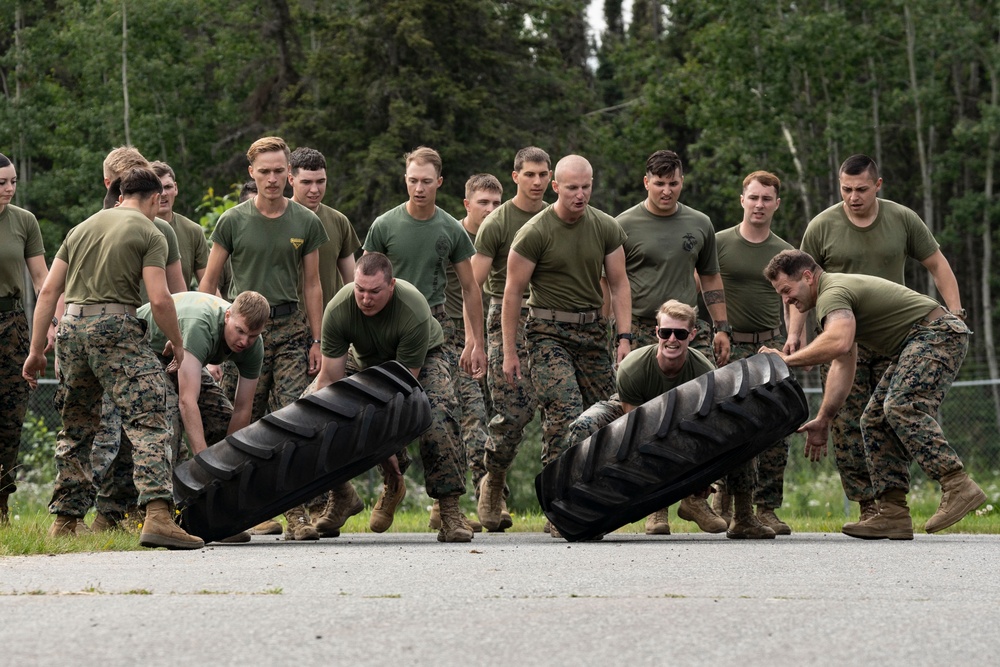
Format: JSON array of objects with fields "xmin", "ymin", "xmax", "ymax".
[{"xmin": 703, "ymin": 289, "xmax": 725, "ymax": 306}]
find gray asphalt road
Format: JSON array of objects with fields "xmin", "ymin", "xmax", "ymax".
[{"xmin": 2, "ymin": 531, "xmax": 998, "ymax": 666}]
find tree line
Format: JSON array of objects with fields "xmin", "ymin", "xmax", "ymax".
[{"xmin": 1, "ymin": 0, "xmax": 997, "ymax": 384}]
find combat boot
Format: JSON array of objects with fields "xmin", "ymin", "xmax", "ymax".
[
  {"xmin": 314, "ymin": 482, "xmax": 365, "ymax": 537},
  {"xmin": 477, "ymin": 471, "xmax": 507, "ymax": 531},
  {"xmin": 678, "ymin": 495, "xmax": 728, "ymax": 533},
  {"xmin": 925, "ymin": 471, "xmax": 987, "ymax": 533},
  {"xmin": 756, "ymin": 507, "xmax": 791, "ymax": 536},
  {"xmin": 370, "ymin": 475, "xmax": 406, "ymax": 533},
  {"xmin": 644, "ymin": 508, "xmax": 671, "ymax": 535},
  {"xmin": 728, "ymin": 494, "xmax": 776, "ymax": 539},
  {"xmin": 712, "ymin": 488, "xmax": 733, "ymax": 526},
  {"xmin": 430, "ymin": 500, "xmax": 482, "ymax": 532},
  {"xmin": 842, "ymin": 489, "xmax": 913, "ymax": 540},
  {"xmin": 498, "ymin": 496, "xmax": 513, "ymax": 531},
  {"xmin": 842, "ymin": 499, "xmax": 879, "ymax": 532},
  {"xmin": 91, "ymin": 513, "xmax": 120, "ymax": 533},
  {"xmin": 250, "ymin": 519, "xmax": 283, "ymax": 535},
  {"xmin": 284, "ymin": 505, "xmax": 320, "ymax": 541},
  {"xmin": 0, "ymin": 493, "xmax": 9, "ymax": 526},
  {"xmin": 139, "ymin": 500, "xmax": 204, "ymax": 550},
  {"xmin": 436, "ymin": 495, "xmax": 474, "ymax": 543},
  {"xmin": 48, "ymin": 514, "xmax": 78, "ymax": 538}
]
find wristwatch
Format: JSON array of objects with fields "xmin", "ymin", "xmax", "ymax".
[
  {"xmin": 310, "ymin": 338, "xmax": 321, "ymax": 345},
  {"xmin": 954, "ymin": 308, "xmax": 968, "ymax": 321},
  {"xmin": 51, "ymin": 317, "xmax": 59, "ymax": 327},
  {"xmin": 616, "ymin": 333, "xmax": 633, "ymax": 344},
  {"xmin": 714, "ymin": 322, "xmax": 733, "ymax": 338}
]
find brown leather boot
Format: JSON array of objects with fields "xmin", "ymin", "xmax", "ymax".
[
  {"xmin": 284, "ymin": 505, "xmax": 320, "ymax": 541},
  {"xmin": 91, "ymin": 513, "xmax": 120, "ymax": 533},
  {"xmin": 314, "ymin": 482, "xmax": 365, "ymax": 537},
  {"xmin": 727, "ymin": 494, "xmax": 776, "ymax": 539},
  {"xmin": 370, "ymin": 474, "xmax": 406, "ymax": 533},
  {"xmin": 842, "ymin": 489, "xmax": 913, "ymax": 540},
  {"xmin": 925, "ymin": 471, "xmax": 986, "ymax": 533},
  {"xmin": 498, "ymin": 495, "xmax": 513, "ymax": 531},
  {"xmin": 644, "ymin": 508, "xmax": 671, "ymax": 535},
  {"xmin": 0, "ymin": 493, "xmax": 9, "ymax": 526},
  {"xmin": 756, "ymin": 507, "xmax": 791, "ymax": 535},
  {"xmin": 436, "ymin": 495, "xmax": 474, "ymax": 543},
  {"xmin": 712, "ymin": 488, "xmax": 733, "ymax": 526},
  {"xmin": 678, "ymin": 495, "xmax": 728, "ymax": 533},
  {"xmin": 139, "ymin": 500, "xmax": 204, "ymax": 550},
  {"xmin": 477, "ymin": 471, "xmax": 507, "ymax": 531},
  {"xmin": 48, "ymin": 514, "xmax": 78, "ymax": 538}
]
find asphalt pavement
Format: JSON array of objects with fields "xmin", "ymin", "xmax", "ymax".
[{"xmin": 2, "ymin": 530, "xmax": 998, "ymax": 666}]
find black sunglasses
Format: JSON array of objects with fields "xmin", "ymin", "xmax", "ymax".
[{"xmin": 656, "ymin": 327, "xmax": 691, "ymax": 341}]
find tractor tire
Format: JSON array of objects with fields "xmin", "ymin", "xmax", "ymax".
[
  {"xmin": 173, "ymin": 361, "xmax": 431, "ymax": 543},
  {"xmin": 535, "ymin": 353, "xmax": 809, "ymax": 542}
]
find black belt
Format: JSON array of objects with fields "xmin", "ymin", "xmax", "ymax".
[
  {"xmin": 269, "ymin": 302, "xmax": 298, "ymax": 318},
  {"xmin": 0, "ymin": 296, "xmax": 22, "ymax": 312},
  {"xmin": 730, "ymin": 327, "xmax": 782, "ymax": 344}
]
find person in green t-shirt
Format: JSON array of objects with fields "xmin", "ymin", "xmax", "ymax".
[
  {"xmin": 23, "ymin": 167, "xmax": 203, "ymax": 550},
  {"xmin": 0, "ymin": 153, "xmax": 54, "ymax": 524},
  {"xmin": 150, "ymin": 161, "xmax": 210, "ymax": 290},
  {"xmin": 472, "ymin": 146, "xmax": 552, "ymax": 532},
  {"xmin": 792, "ymin": 154, "xmax": 965, "ymax": 527},
  {"xmin": 310, "ymin": 253, "xmax": 475, "ymax": 543},
  {"xmin": 763, "ymin": 250, "xmax": 982, "ymax": 540},
  {"xmin": 713, "ymin": 171, "xmax": 795, "ymax": 536}
]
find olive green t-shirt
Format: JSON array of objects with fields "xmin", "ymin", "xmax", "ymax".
[
  {"xmin": 138, "ymin": 217, "xmax": 183, "ymax": 305},
  {"xmin": 716, "ymin": 225, "xmax": 793, "ymax": 332},
  {"xmin": 363, "ymin": 203, "xmax": 475, "ymax": 308},
  {"xmin": 511, "ymin": 205, "xmax": 626, "ymax": 311},
  {"xmin": 321, "ymin": 278, "xmax": 444, "ymax": 370},
  {"xmin": 475, "ymin": 200, "xmax": 547, "ymax": 299},
  {"xmin": 801, "ymin": 199, "xmax": 939, "ymax": 284},
  {"xmin": 816, "ymin": 272, "xmax": 940, "ymax": 357},
  {"xmin": 212, "ymin": 199, "xmax": 328, "ymax": 306},
  {"xmin": 617, "ymin": 344, "xmax": 715, "ymax": 407},
  {"xmin": 617, "ymin": 202, "xmax": 719, "ymax": 317},
  {"xmin": 138, "ymin": 291, "xmax": 264, "ymax": 379},
  {"xmin": 0, "ymin": 204, "xmax": 45, "ymax": 300},
  {"xmin": 167, "ymin": 212, "xmax": 209, "ymax": 289},
  {"xmin": 302, "ymin": 202, "xmax": 362, "ymax": 307},
  {"xmin": 57, "ymin": 207, "xmax": 168, "ymax": 306}
]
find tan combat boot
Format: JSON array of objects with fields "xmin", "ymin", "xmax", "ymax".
[
  {"xmin": 430, "ymin": 501, "xmax": 483, "ymax": 532},
  {"xmin": 250, "ymin": 519, "xmax": 283, "ymax": 535},
  {"xmin": 644, "ymin": 508, "xmax": 671, "ymax": 535},
  {"xmin": 91, "ymin": 513, "xmax": 119, "ymax": 533},
  {"xmin": 477, "ymin": 471, "xmax": 507, "ymax": 531},
  {"xmin": 370, "ymin": 475, "xmax": 406, "ymax": 533},
  {"xmin": 842, "ymin": 499, "xmax": 879, "ymax": 532},
  {"xmin": 756, "ymin": 506, "xmax": 791, "ymax": 536},
  {"xmin": 842, "ymin": 489, "xmax": 913, "ymax": 540},
  {"xmin": 925, "ymin": 471, "xmax": 986, "ymax": 533},
  {"xmin": 48, "ymin": 514, "xmax": 78, "ymax": 537},
  {"xmin": 678, "ymin": 495, "xmax": 728, "ymax": 533},
  {"xmin": 314, "ymin": 482, "xmax": 365, "ymax": 537},
  {"xmin": 712, "ymin": 488, "xmax": 733, "ymax": 526},
  {"xmin": 0, "ymin": 493, "xmax": 9, "ymax": 526},
  {"xmin": 284, "ymin": 505, "xmax": 320, "ymax": 541},
  {"xmin": 436, "ymin": 495, "xmax": 474, "ymax": 543},
  {"xmin": 727, "ymin": 494, "xmax": 776, "ymax": 539},
  {"xmin": 498, "ymin": 495, "xmax": 513, "ymax": 531},
  {"xmin": 139, "ymin": 500, "xmax": 204, "ymax": 550}
]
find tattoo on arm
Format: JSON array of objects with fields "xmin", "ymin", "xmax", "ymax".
[{"xmin": 703, "ymin": 289, "xmax": 725, "ymax": 306}]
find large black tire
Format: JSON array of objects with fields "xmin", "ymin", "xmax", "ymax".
[
  {"xmin": 535, "ymin": 353, "xmax": 809, "ymax": 542},
  {"xmin": 174, "ymin": 361, "xmax": 431, "ymax": 543}
]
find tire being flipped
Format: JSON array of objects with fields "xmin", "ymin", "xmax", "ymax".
[
  {"xmin": 174, "ymin": 361, "xmax": 431, "ymax": 543},
  {"xmin": 535, "ymin": 353, "xmax": 809, "ymax": 542}
]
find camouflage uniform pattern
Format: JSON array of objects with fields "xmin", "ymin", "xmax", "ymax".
[
  {"xmin": 50, "ymin": 314, "xmax": 175, "ymax": 517},
  {"xmin": 484, "ymin": 304, "xmax": 538, "ymax": 475},
  {"xmin": 168, "ymin": 366, "xmax": 233, "ymax": 463},
  {"xmin": 92, "ymin": 395, "xmax": 135, "ymax": 518},
  {"xmin": 251, "ymin": 310, "xmax": 312, "ymax": 422},
  {"xmin": 417, "ymin": 346, "xmax": 467, "ymax": 498},
  {"xmin": 821, "ymin": 344, "xmax": 889, "ymax": 503},
  {"xmin": 862, "ymin": 314, "xmax": 970, "ymax": 496},
  {"xmin": 564, "ymin": 395, "xmax": 624, "ymax": 450},
  {"xmin": 446, "ymin": 316, "xmax": 489, "ymax": 494},
  {"xmin": 729, "ymin": 337, "xmax": 790, "ymax": 507},
  {"xmin": 526, "ymin": 317, "xmax": 615, "ymax": 464},
  {"xmin": 0, "ymin": 311, "xmax": 30, "ymax": 498}
]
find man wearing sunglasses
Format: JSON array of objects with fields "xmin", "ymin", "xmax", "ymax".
[{"xmin": 564, "ymin": 300, "xmax": 777, "ymax": 539}]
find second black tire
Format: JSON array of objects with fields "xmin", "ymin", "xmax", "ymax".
[
  {"xmin": 535, "ymin": 353, "xmax": 809, "ymax": 542},
  {"xmin": 174, "ymin": 361, "xmax": 431, "ymax": 543}
]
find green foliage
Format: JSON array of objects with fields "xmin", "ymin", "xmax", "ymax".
[
  {"xmin": 18, "ymin": 411, "xmax": 57, "ymax": 489},
  {"xmin": 196, "ymin": 183, "xmax": 244, "ymax": 236}
]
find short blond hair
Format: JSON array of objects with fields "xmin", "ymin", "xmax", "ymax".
[
  {"xmin": 656, "ymin": 300, "xmax": 697, "ymax": 329},
  {"xmin": 230, "ymin": 291, "xmax": 271, "ymax": 330},
  {"xmin": 104, "ymin": 146, "xmax": 149, "ymax": 181},
  {"xmin": 404, "ymin": 146, "xmax": 442, "ymax": 177},
  {"xmin": 465, "ymin": 173, "xmax": 502, "ymax": 199},
  {"xmin": 247, "ymin": 136, "xmax": 290, "ymax": 164}
]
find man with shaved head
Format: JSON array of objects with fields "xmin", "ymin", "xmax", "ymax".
[{"xmin": 495, "ymin": 155, "xmax": 631, "ymax": 538}]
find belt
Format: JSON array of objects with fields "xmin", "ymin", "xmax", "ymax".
[
  {"xmin": 528, "ymin": 307, "xmax": 600, "ymax": 325},
  {"xmin": 269, "ymin": 302, "xmax": 298, "ymax": 318},
  {"xmin": 489, "ymin": 296, "xmax": 529, "ymax": 310},
  {"xmin": 0, "ymin": 296, "xmax": 22, "ymax": 312},
  {"xmin": 730, "ymin": 327, "xmax": 782, "ymax": 344},
  {"xmin": 430, "ymin": 304, "xmax": 446, "ymax": 317},
  {"xmin": 65, "ymin": 303, "xmax": 137, "ymax": 317},
  {"xmin": 922, "ymin": 306, "xmax": 947, "ymax": 324}
]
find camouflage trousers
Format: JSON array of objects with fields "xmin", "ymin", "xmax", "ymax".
[
  {"xmin": 0, "ymin": 311, "xmax": 30, "ymax": 498},
  {"xmin": 92, "ymin": 394, "xmax": 137, "ymax": 517},
  {"xmin": 822, "ymin": 344, "xmax": 889, "ymax": 502},
  {"xmin": 729, "ymin": 337, "xmax": 789, "ymax": 507},
  {"xmin": 50, "ymin": 313, "xmax": 175, "ymax": 517},
  {"xmin": 417, "ymin": 345, "xmax": 467, "ymax": 498},
  {"xmin": 484, "ymin": 304, "xmax": 539, "ymax": 475},
  {"xmin": 862, "ymin": 314, "xmax": 970, "ymax": 496},
  {"xmin": 526, "ymin": 316, "xmax": 615, "ymax": 465},
  {"xmin": 251, "ymin": 310, "xmax": 312, "ymax": 422},
  {"xmin": 446, "ymin": 317, "xmax": 490, "ymax": 495},
  {"xmin": 166, "ymin": 365, "xmax": 234, "ymax": 463}
]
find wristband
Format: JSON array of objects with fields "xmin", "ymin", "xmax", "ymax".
[
  {"xmin": 311, "ymin": 339, "xmax": 321, "ymax": 345},
  {"xmin": 616, "ymin": 333, "xmax": 633, "ymax": 343},
  {"xmin": 51, "ymin": 317, "xmax": 59, "ymax": 327}
]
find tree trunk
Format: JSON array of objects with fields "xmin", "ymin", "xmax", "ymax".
[
  {"xmin": 982, "ymin": 60, "xmax": 1000, "ymax": 435},
  {"xmin": 121, "ymin": 1, "xmax": 131, "ymax": 145}
]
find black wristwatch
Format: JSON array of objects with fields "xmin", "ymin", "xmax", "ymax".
[
  {"xmin": 51, "ymin": 317, "xmax": 59, "ymax": 327},
  {"xmin": 714, "ymin": 322, "xmax": 732, "ymax": 338},
  {"xmin": 616, "ymin": 333, "xmax": 633, "ymax": 344},
  {"xmin": 954, "ymin": 308, "xmax": 968, "ymax": 321}
]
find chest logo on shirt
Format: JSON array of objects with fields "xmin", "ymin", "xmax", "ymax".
[
  {"xmin": 290, "ymin": 238, "xmax": 304, "ymax": 249},
  {"xmin": 436, "ymin": 236, "xmax": 449, "ymax": 258},
  {"xmin": 682, "ymin": 233, "xmax": 697, "ymax": 252}
]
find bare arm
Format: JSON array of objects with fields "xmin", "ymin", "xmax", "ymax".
[
  {"xmin": 25, "ymin": 255, "xmax": 55, "ymax": 353},
  {"xmin": 302, "ymin": 249, "xmax": 323, "ymax": 376},
  {"xmin": 228, "ymin": 376, "xmax": 259, "ymax": 434},
  {"xmin": 166, "ymin": 260, "xmax": 187, "ymax": 294},
  {"xmin": 921, "ymin": 250, "xmax": 962, "ymax": 314},
  {"xmin": 315, "ymin": 354, "xmax": 348, "ymax": 392},
  {"xmin": 175, "ymin": 350, "xmax": 209, "ymax": 454},
  {"xmin": 198, "ymin": 244, "xmax": 229, "ymax": 295},
  {"xmin": 502, "ymin": 250, "xmax": 535, "ymax": 384},
  {"xmin": 604, "ymin": 246, "xmax": 632, "ymax": 365},
  {"xmin": 774, "ymin": 309, "xmax": 856, "ymax": 368},
  {"xmin": 455, "ymin": 259, "xmax": 486, "ymax": 378},
  {"xmin": 699, "ymin": 272, "xmax": 731, "ymax": 366},
  {"xmin": 337, "ymin": 254, "xmax": 356, "ymax": 288},
  {"xmin": 22, "ymin": 258, "xmax": 67, "ymax": 387},
  {"xmin": 145, "ymin": 266, "xmax": 185, "ymax": 370},
  {"xmin": 798, "ymin": 343, "xmax": 857, "ymax": 462},
  {"xmin": 471, "ymin": 252, "xmax": 492, "ymax": 290}
]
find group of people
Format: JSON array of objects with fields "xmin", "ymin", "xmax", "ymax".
[{"xmin": 0, "ymin": 137, "xmax": 984, "ymax": 549}]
